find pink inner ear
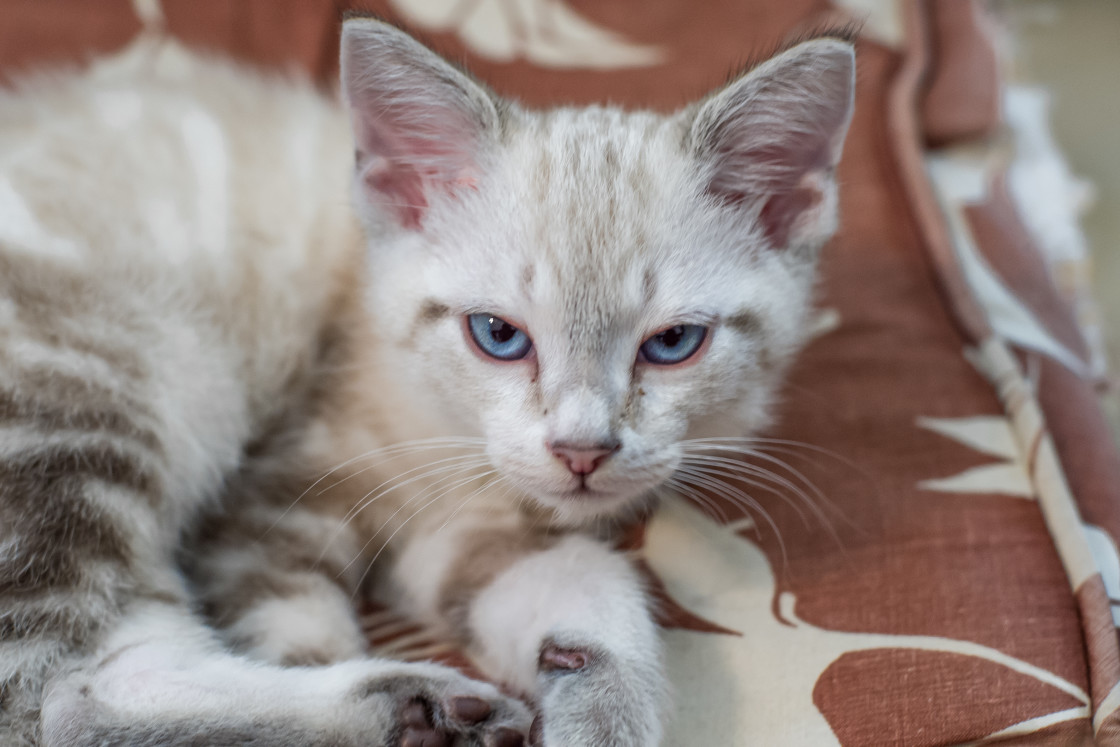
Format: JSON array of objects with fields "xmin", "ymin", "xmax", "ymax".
[
  {"xmin": 351, "ymin": 96, "xmax": 482, "ymax": 230},
  {"xmin": 759, "ymin": 182, "xmax": 823, "ymax": 248},
  {"xmin": 707, "ymin": 131, "xmax": 835, "ymax": 247},
  {"xmin": 360, "ymin": 157, "xmax": 427, "ymax": 230},
  {"xmin": 757, "ymin": 137, "xmax": 832, "ymax": 247}
]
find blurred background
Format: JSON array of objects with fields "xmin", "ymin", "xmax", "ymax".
[{"xmin": 998, "ymin": 0, "xmax": 1120, "ymax": 438}]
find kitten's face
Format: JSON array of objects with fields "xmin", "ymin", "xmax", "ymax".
[{"xmin": 341, "ymin": 19, "xmax": 854, "ymax": 524}]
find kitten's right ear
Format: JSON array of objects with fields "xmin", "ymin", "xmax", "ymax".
[
  {"xmin": 340, "ymin": 17, "xmax": 501, "ymax": 230},
  {"xmin": 689, "ymin": 36, "xmax": 856, "ymax": 252}
]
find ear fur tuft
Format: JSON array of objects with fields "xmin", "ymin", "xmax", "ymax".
[
  {"xmin": 691, "ymin": 35, "xmax": 856, "ymax": 251},
  {"xmin": 340, "ymin": 18, "xmax": 500, "ymax": 230}
]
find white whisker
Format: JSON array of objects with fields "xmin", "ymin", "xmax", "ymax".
[
  {"xmin": 664, "ymin": 476, "xmax": 730, "ymax": 525},
  {"xmin": 333, "ymin": 452, "xmax": 490, "ymax": 528},
  {"xmin": 316, "ymin": 441, "xmax": 486, "ymax": 499},
  {"xmin": 682, "ymin": 437, "xmax": 864, "ymax": 536},
  {"xmin": 684, "ymin": 435, "xmax": 872, "ymax": 479},
  {"xmin": 265, "ymin": 436, "xmax": 486, "ymax": 533},
  {"xmin": 681, "ymin": 456, "xmax": 817, "ymax": 528},
  {"xmin": 349, "ymin": 468, "xmax": 501, "ymax": 596},
  {"xmin": 315, "ymin": 455, "xmax": 492, "ymax": 566},
  {"xmin": 667, "ymin": 474, "xmax": 788, "ymax": 569},
  {"xmin": 437, "ymin": 474, "xmax": 514, "ymax": 533}
]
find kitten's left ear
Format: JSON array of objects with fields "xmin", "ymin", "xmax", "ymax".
[
  {"xmin": 690, "ymin": 36, "xmax": 856, "ymax": 252},
  {"xmin": 340, "ymin": 17, "xmax": 501, "ymax": 230}
]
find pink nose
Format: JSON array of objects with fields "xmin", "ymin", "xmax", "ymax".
[{"xmin": 549, "ymin": 442, "xmax": 619, "ymax": 476}]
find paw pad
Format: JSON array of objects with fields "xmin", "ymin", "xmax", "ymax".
[
  {"xmin": 397, "ymin": 694, "xmax": 525, "ymax": 747},
  {"xmin": 449, "ymin": 696, "xmax": 492, "ymax": 724},
  {"xmin": 538, "ymin": 644, "xmax": 589, "ymax": 672},
  {"xmin": 402, "ymin": 728, "xmax": 450, "ymax": 747},
  {"xmin": 401, "ymin": 699, "xmax": 449, "ymax": 747},
  {"xmin": 491, "ymin": 727, "xmax": 526, "ymax": 747}
]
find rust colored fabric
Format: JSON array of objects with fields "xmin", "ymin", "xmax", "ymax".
[
  {"xmin": 918, "ymin": 0, "xmax": 1002, "ymax": 148},
  {"xmin": 5, "ymin": 1, "xmax": 1120, "ymax": 744},
  {"xmin": 0, "ymin": 0, "xmax": 141, "ymax": 79},
  {"xmin": 158, "ymin": 0, "xmax": 340, "ymax": 75}
]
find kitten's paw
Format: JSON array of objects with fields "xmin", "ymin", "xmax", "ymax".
[
  {"xmin": 359, "ymin": 663, "xmax": 532, "ymax": 747},
  {"xmin": 534, "ymin": 637, "xmax": 666, "ymax": 747},
  {"xmin": 395, "ymin": 695, "xmax": 525, "ymax": 747},
  {"xmin": 42, "ymin": 652, "xmax": 532, "ymax": 747}
]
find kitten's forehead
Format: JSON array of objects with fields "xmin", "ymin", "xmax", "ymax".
[
  {"xmin": 506, "ymin": 108, "xmax": 693, "ymax": 330},
  {"xmin": 517, "ymin": 107, "xmax": 681, "ymax": 270}
]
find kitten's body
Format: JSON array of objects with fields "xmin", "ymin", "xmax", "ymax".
[{"xmin": 0, "ymin": 21, "xmax": 854, "ymax": 746}]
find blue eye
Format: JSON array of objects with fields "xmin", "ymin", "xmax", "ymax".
[
  {"xmin": 639, "ymin": 325, "xmax": 707, "ymax": 365},
  {"xmin": 467, "ymin": 314, "xmax": 533, "ymax": 361}
]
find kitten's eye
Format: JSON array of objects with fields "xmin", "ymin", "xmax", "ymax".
[
  {"xmin": 639, "ymin": 325, "xmax": 707, "ymax": 365},
  {"xmin": 466, "ymin": 314, "xmax": 533, "ymax": 361}
]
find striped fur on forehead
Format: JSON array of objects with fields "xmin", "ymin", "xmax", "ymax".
[
  {"xmin": 526, "ymin": 107, "xmax": 668, "ymax": 269},
  {"xmin": 501, "ymin": 107, "xmax": 697, "ymax": 369}
]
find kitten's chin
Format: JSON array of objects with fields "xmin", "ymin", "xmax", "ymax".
[{"xmin": 528, "ymin": 482, "xmax": 662, "ymax": 527}]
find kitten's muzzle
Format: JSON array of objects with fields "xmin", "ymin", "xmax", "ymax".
[{"xmin": 548, "ymin": 440, "xmax": 621, "ymax": 477}]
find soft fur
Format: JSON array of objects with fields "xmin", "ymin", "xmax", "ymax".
[{"xmin": 0, "ymin": 18, "xmax": 854, "ymax": 746}]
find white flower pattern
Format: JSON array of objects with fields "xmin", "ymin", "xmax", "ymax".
[
  {"xmin": 388, "ymin": 0, "xmax": 665, "ymax": 68},
  {"xmin": 916, "ymin": 415, "xmax": 1034, "ymax": 498}
]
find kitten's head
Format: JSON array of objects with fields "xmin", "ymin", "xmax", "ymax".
[{"xmin": 340, "ymin": 18, "xmax": 855, "ymax": 525}]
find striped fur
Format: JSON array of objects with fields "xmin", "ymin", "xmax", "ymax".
[{"xmin": 0, "ymin": 19, "xmax": 853, "ymax": 746}]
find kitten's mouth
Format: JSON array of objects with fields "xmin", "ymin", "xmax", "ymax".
[
  {"xmin": 527, "ymin": 474, "xmax": 665, "ymax": 525},
  {"xmin": 507, "ymin": 459, "xmax": 674, "ymax": 522},
  {"xmin": 553, "ymin": 477, "xmax": 650, "ymax": 507},
  {"xmin": 562, "ymin": 473, "xmax": 618, "ymax": 500}
]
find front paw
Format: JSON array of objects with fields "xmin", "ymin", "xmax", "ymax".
[
  {"xmin": 533, "ymin": 638, "xmax": 666, "ymax": 747},
  {"xmin": 360, "ymin": 663, "xmax": 532, "ymax": 747}
]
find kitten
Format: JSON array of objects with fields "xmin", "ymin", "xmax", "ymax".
[{"xmin": 0, "ymin": 16, "xmax": 854, "ymax": 747}]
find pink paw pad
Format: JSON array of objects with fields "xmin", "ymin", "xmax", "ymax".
[{"xmin": 538, "ymin": 644, "xmax": 590, "ymax": 672}]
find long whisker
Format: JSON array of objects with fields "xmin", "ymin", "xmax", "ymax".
[
  {"xmin": 664, "ymin": 476, "xmax": 730, "ymax": 524},
  {"xmin": 316, "ymin": 456, "xmax": 492, "ymax": 564},
  {"xmin": 266, "ymin": 436, "xmax": 486, "ymax": 532},
  {"xmin": 684, "ymin": 435, "xmax": 873, "ymax": 481},
  {"xmin": 334, "ymin": 453, "xmax": 491, "ymax": 529},
  {"xmin": 682, "ymin": 439, "xmax": 863, "ymax": 534},
  {"xmin": 672, "ymin": 466, "xmax": 787, "ymax": 539},
  {"xmin": 684, "ymin": 443, "xmax": 833, "ymax": 507},
  {"xmin": 684, "ymin": 460, "xmax": 847, "ymax": 554},
  {"xmin": 344, "ymin": 466, "xmax": 499, "ymax": 574},
  {"xmin": 679, "ymin": 461, "xmax": 814, "ymax": 530},
  {"xmin": 308, "ymin": 437, "xmax": 485, "ymax": 497},
  {"xmin": 316, "ymin": 441, "xmax": 486, "ymax": 499},
  {"xmin": 349, "ymin": 468, "xmax": 501, "ymax": 597},
  {"xmin": 667, "ymin": 472, "xmax": 789, "ymax": 570},
  {"xmin": 437, "ymin": 474, "xmax": 515, "ymax": 533},
  {"xmin": 681, "ymin": 456, "xmax": 820, "ymax": 529}
]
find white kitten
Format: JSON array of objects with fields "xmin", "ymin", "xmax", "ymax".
[{"xmin": 0, "ymin": 17, "xmax": 853, "ymax": 746}]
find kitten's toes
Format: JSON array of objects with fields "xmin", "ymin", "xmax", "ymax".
[
  {"xmin": 398, "ymin": 696, "xmax": 525, "ymax": 746},
  {"xmin": 379, "ymin": 667, "xmax": 531, "ymax": 747},
  {"xmin": 534, "ymin": 637, "xmax": 665, "ymax": 747}
]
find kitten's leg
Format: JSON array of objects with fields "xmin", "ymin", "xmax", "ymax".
[
  {"xmin": 473, "ymin": 537, "xmax": 667, "ymax": 747},
  {"xmin": 396, "ymin": 524, "xmax": 667, "ymax": 747},
  {"xmin": 7, "ymin": 469, "xmax": 532, "ymax": 746},
  {"xmin": 41, "ymin": 599, "xmax": 531, "ymax": 747},
  {"xmin": 0, "ymin": 357, "xmax": 530, "ymax": 745},
  {"xmin": 189, "ymin": 502, "xmax": 371, "ymax": 667}
]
